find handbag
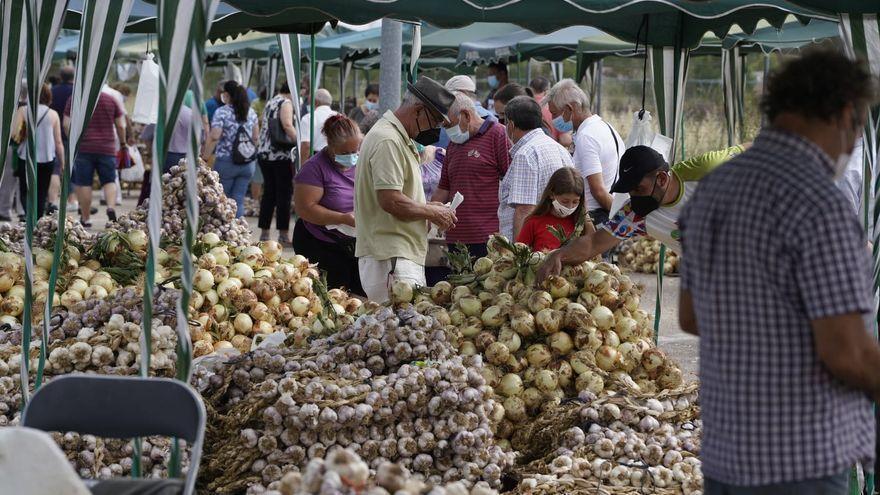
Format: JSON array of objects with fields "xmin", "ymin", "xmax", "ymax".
[{"xmin": 268, "ymin": 101, "xmax": 295, "ymax": 150}]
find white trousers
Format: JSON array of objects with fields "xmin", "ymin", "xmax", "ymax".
[{"xmin": 358, "ymin": 256, "xmax": 425, "ymax": 303}]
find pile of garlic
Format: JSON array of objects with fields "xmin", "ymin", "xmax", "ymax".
[
  {"xmin": 187, "ymin": 237, "xmax": 362, "ymax": 357},
  {"xmin": 402, "ymin": 235, "xmax": 685, "ymax": 445},
  {"xmin": 193, "ymin": 306, "xmax": 513, "ymax": 494},
  {"xmin": 49, "ymin": 433, "xmax": 190, "ymax": 481},
  {"xmin": 261, "ymin": 448, "xmax": 498, "ymax": 495},
  {"xmin": 0, "ymin": 215, "xmax": 96, "ymax": 255},
  {"xmin": 110, "ymin": 161, "xmax": 253, "ymax": 247},
  {"xmin": 618, "ymin": 238, "xmax": 679, "ymax": 275},
  {"xmin": 0, "ymin": 287, "xmax": 181, "ymax": 426}
]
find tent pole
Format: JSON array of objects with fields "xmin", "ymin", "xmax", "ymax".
[
  {"xmin": 310, "ymin": 34, "xmax": 316, "ymax": 156},
  {"xmin": 595, "ymin": 59, "xmax": 603, "ymax": 115}
]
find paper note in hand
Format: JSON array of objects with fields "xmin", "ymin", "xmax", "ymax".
[{"xmin": 326, "ymin": 223, "xmax": 357, "ymax": 237}]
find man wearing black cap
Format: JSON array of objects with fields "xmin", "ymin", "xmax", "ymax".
[
  {"xmin": 536, "ymin": 144, "xmax": 746, "ymax": 282},
  {"xmin": 355, "ymin": 76, "xmax": 459, "ymax": 303}
]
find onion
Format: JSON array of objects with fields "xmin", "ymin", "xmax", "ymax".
[
  {"xmin": 0, "ymin": 274, "xmax": 14, "ymax": 293},
  {"xmin": 544, "ymin": 275, "xmax": 573, "ymax": 299},
  {"xmin": 33, "ymin": 248, "xmax": 53, "ymax": 271},
  {"xmin": 503, "ymin": 396, "xmax": 527, "ymax": 422},
  {"xmin": 390, "ymin": 280, "xmax": 413, "ymax": 304},
  {"xmin": 210, "ymin": 246, "xmax": 231, "ymax": 266},
  {"xmin": 273, "ymin": 263, "xmax": 298, "ymax": 282},
  {"xmin": 575, "ymin": 370, "xmax": 605, "ymax": 395},
  {"xmin": 623, "ymin": 293, "xmax": 640, "ymax": 312},
  {"xmin": 641, "ymin": 348, "xmax": 666, "ymax": 372},
  {"xmin": 459, "ymin": 341, "xmax": 477, "ymax": 356},
  {"xmin": 658, "ymin": 366, "xmax": 683, "ymax": 390},
  {"xmin": 233, "ymin": 313, "xmax": 254, "ymax": 335},
  {"xmin": 59, "ymin": 290, "xmax": 81, "ymax": 310},
  {"xmin": 430, "ymin": 281, "xmax": 452, "ymax": 305},
  {"xmin": 68, "ymin": 278, "xmax": 89, "ymax": 296},
  {"xmin": 585, "ymin": 270, "xmax": 610, "ymax": 295},
  {"xmin": 283, "ymin": 278, "xmax": 310, "ymax": 301},
  {"xmin": 473, "ymin": 257, "xmax": 494, "ymax": 276},
  {"xmin": 563, "ymin": 302, "xmax": 591, "ymax": 329},
  {"xmin": 255, "ymin": 320, "xmax": 274, "ymax": 335},
  {"xmin": 290, "ymin": 254, "xmax": 309, "ymax": 272},
  {"xmin": 237, "ymin": 245, "xmax": 264, "ymax": 267},
  {"xmin": 451, "ymin": 285, "xmax": 471, "ymax": 304},
  {"xmin": 198, "ymin": 253, "xmax": 217, "ymax": 269},
  {"xmin": 591, "ymin": 305, "xmax": 615, "ymax": 331},
  {"xmin": 534, "ymin": 369, "xmax": 558, "ymax": 393},
  {"xmin": 259, "ymin": 240, "xmax": 283, "ymax": 263},
  {"xmin": 126, "ymin": 229, "xmax": 148, "ymax": 251},
  {"xmin": 203, "ymin": 289, "xmax": 219, "ymax": 306},
  {"xmin": 229, "ymin": 263, "xmax": 255, "ymax": 286},
  {"xmin": 520, "ymin": 387, "xmax": 543, "ymax": 411},
  {"xmin": 485, "ymin": 342, "xmax": 511, "ymax": 365},
  {"xmin": 615, "ymin": 317, "xmax": 638, "ymax": 342},
  {"xmin": 482, "ymin": 274, "xmax": 505, "ymax": 292},
  {"xmin": 74, "ymin": 266, "xmax": 95, "ymax": 282},
  {"xmin": 449, "ymin": 309, "xmax": 465, "ymax": 326},
  {"xmin": 535, "ymin": 308, "xmax": 563, "ymax": 335},
  {"xmin": 90, "ymin": 275, "xmax": 114, "ymax": 293},
  {"xmin": 461, "ymin": 316, "xmax": 483, "ymax": 338},
  {"xmin": 510, "ymin": 307, "xmax": 536, "ymax": 337},
  {"xmin": 525, "ymin": 344, "xmax": 552, "ymax": 368},
  {"xmin": 217, "ymin": 278, "xmax": 242, "ymax": 300},
  {"xmin": 212, "ymin": 304, "xmax": 228, "ymax": 322},
  {"xmin": 528, "ymin": 291, "xmax": 553, "ymax": 313},
  {"xmin": 202, "ymin": 232, "xmax": 221, "ymax": 246},
  {"xmin": 480, "ymin": 305, "xmax": 504, "ymax": 328},
  {"xmin": 498, "ymin": 328, "xmax": 521, "ymax": 353},
  {"xmin": 458, "ymin": 295, "xmax": 482, "ymax": 317},
  {"xmin": 7, "ymin": 285, "xmax": 25, "ymax": 299},
  {"xmin": 548, "ymin": 331, "xmax": 574, "ymax": 356},
  {"xmin": 493, "ymin": 292, "xmax": 515, "ymax": 309},
  {"xmin": 190, "ymin": 290, "xmax": 205, "ymax": 310},
  {"xmin": 577, "ymin": 291, "xmax": 600, "ymax": 310},
  {"xmin": 595, "ymin": 345, "xmax": 621, "ymax": 371},
  {"xmin": 617, "ymin": 342, "xmax": 638, "ymax": 372},
  {"xmin": 491, "ymin": 259, "xmax": 519, "ymax": 279},
  {"xmin": 499, "ymin": 373, "xmax": 523, "ymax": 397},
  {"xmin": 194, "ymin": 269, "xmax": 215, "ymax": 293},
  {"xmin": 600, "ymin": 289, "xmax": 620, "ymax": 309}
]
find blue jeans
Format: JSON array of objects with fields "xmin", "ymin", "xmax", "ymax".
[
  {"xmin": 705, "ymin": 471, "xmax": 849, "ymax": 495},
  {"xmin": 214, "ymin": 155, "xmax": 254, "ymax": 218}
]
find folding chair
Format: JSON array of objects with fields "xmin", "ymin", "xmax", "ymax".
[{"xmin": 21, "ymin": 375, "xmax": 205, "ymax": 495}]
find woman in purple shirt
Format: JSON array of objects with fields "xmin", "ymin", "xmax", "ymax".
[{"xmin": 293, "ymin": 114, "xmax": 364, "ymax": 295}]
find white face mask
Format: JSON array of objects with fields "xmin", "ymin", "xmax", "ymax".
[{"xmin": 552, "ymin": 199, "xmax": 578, "ymax": 218}]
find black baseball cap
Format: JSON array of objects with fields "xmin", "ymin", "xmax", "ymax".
[{"xmin": 610, "ymin": 145, "xmax": 669, "ymax": 193}]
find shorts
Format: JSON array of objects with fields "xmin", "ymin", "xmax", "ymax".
[
  {"xmin": 72, "ymin": 152, "xmax": 116, "ymax": 187},
  {"xmin": 358, "ymin": 256, "xmax": 425, "ymax": 304}
]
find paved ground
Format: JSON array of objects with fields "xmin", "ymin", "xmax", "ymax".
[{"xmin": 8, "ymin": 190, "xmax": 701, "ymax": 378}]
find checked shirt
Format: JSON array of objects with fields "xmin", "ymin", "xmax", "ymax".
[{"xmin": 679, "ymin": 128, "xmax": 875, "ymax": 485}]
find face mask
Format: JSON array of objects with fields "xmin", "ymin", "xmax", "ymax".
[
  {"xmin": 552, "ymin": 107, "xmax": 574, "ymax": 133},
  {"xmin": 413, "ymin": 107, "xmax": 441, "ymax": 146},
  {"xmin": 414, "ymin": 141, "xmax": 426, "ymax": 154},
  {"xmin": 445, "ymin": 117, "xmax": 470, "ymax": 144},
  {"xmin": 488, "ymin": 75, "xmax": 499, "ymax": 89},
  {"xmin": 365, "ymin": 100, "xmax": 379, "ymax": 111},
  {"xmin": 334, "ymin": 153, "xmax": 358, "ymax": 169},
  {"xmin": 630, "ymin": 174, "xmax": 667, "ymax": 217},
  {"xmin": 552, "ymin": 199, "xmax": 578, "ymax": 218}
]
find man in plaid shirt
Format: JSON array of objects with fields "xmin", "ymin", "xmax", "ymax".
[{"xmin": 679, "ymin": 50, "xmax": 879, "ymax": 494}]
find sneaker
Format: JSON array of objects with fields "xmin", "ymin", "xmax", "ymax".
[
  {"xmin": 90, "ymin": 206, "xmax": 98, "ymax": 214},
  {"xmin": 106, "ymin": 208, "xmax": 117, "ymax": 223},
  {"xmin": 80, "ymin": 218, "xmax": 92, "ymax": 228},
  {"xmin": 46, "ymin": 204, "xmax": 58, "ymax": 215}
]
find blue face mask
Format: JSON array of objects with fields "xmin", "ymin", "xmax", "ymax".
[
  {"xmin": 445, "ymin": 117, "xmax": 470, "ymax": 144},
  {"xmin": 552, "ymin": 111, "xmax": 574, "ymax": 133},
  {"xmin": 487, "ymin": 75, "xmax": 499, "ymax": 89},
  {"xmin": 334, "ymin": 153, "xmax": 358, "ymax": 168},
  {"xmin": 364, "ymin": 100, "xmax": 379, "ymax": 111}
]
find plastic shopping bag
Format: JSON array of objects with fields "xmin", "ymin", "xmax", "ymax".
[
  {"xmin": 132, "ymin": 54, "xmax": 159, "ymax": 124},
  {"xmin": 119, "ymin": 145, "xmax": 145, "ymax": 182},
  {"xmin": 624, "ymin": 110, "xmax": 655, "ymax": 149}
]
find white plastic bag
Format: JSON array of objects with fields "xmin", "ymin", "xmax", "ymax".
[
  {"xmin": 132, "ymin": 54, "xmax": 159, "ymax": 124},
  {"xmin": 624, "ymin": 110, "xmax": 655, "ymax": 149},
  {"xmin": 119, "ymin": 145, "xmax": 145, "ymax": 183}
]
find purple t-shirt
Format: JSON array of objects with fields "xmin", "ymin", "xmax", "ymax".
[{"xmin": 294, "ymin": 148, "xmax": 356, "ymax": 243}]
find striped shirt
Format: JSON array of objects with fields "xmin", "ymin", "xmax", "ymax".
[
  {"xmin": 679, "ymin": 128, "xmax": 875, "ymax": 486},
  {"xmin": 498, "ymin": 128, "xmax": 574, "ymax": 239},
  {"xmin": 65, "ymin": 92, "xmax": 122, "ymax": 157},
  {"xmin": 438, "ymin": 119, "xmax": 510, "ymax": 244}
]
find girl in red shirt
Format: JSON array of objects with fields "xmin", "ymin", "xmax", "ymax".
[{"xmin": 517, "ymin": 167, "xmax": 587, "ymax": 252}]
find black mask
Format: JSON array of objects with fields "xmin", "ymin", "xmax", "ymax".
[
  {"xmin": 414, "ymin": 127, "xmax": 441, "ymax": 146},
  {"xmin": 630, "ymin": 174, "xmax": 667, "ymax": 217},
  {"xmin": 413, "ymin": 107, "xmax": 441, "ymax": 146}
]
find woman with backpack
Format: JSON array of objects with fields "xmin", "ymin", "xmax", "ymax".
[
  {"xmin": 256, "ymin": 81, "xmax": 297, "ymax": 245},
  {"xmin": 10, "ymin": 83, "xmax": 65, "ymax": 219},
  {"xmin": 203, "ymin": 80, "xmax": 259, "ymax": 218}
]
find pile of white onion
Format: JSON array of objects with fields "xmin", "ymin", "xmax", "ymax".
[
  {"xmin": 618, "ymin": 238, "xmax": 679, "ymax": 275},
  {"xmin": 394, "ymin": 235, "xmax": 687, "ymax": 447}
]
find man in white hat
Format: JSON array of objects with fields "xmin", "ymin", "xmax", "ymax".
[{"xmin": 437, "ymin": 75, "xmax": 495, "ymax": 148}]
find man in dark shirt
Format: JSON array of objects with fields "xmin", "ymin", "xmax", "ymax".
[{"xmin": 50, "ymin": 67, "xmax": 74, "ymax": 132}]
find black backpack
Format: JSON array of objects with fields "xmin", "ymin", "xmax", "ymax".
[{"xmin": 232, "ymin": 123, "xmax": 257, "ymax": 164}]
